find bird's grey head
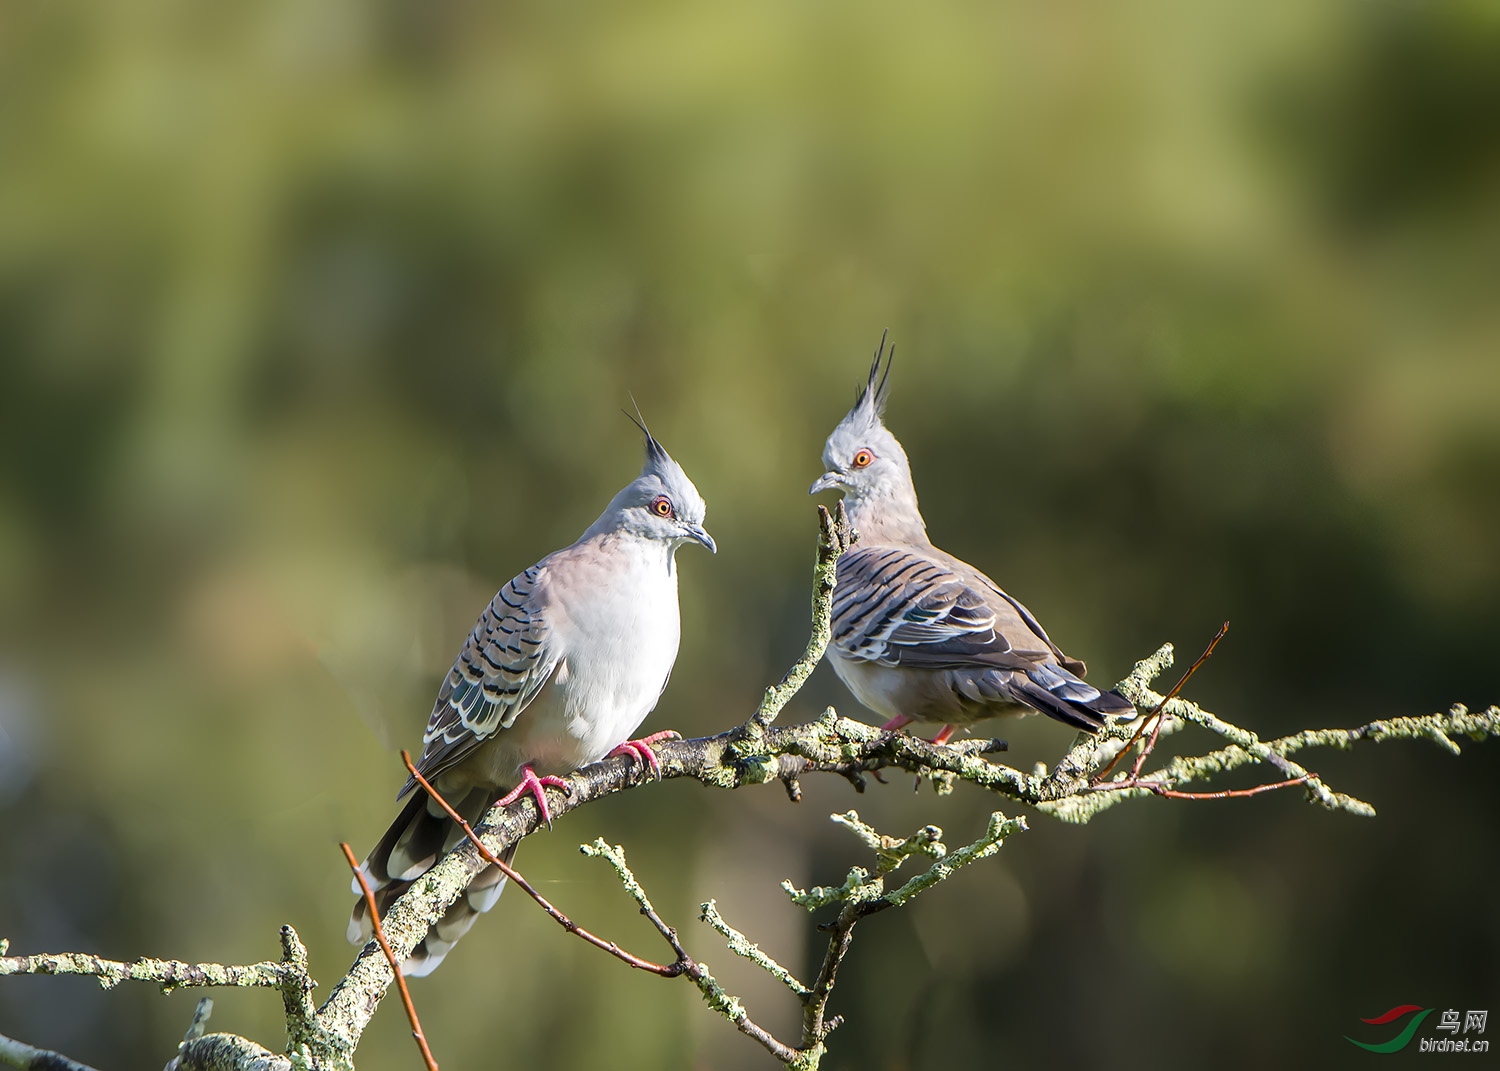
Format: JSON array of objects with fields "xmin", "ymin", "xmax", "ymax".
[
  {"xmin": 594, "ymin": 413, "xmax": 715, "ymax": 553},
  {"xmin": 809, "ymin": 336, "xmax": 923, "ymax": 538}
]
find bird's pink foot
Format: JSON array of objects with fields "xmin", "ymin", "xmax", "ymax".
[
  {"xmin": 608, "ymin": 730, "xmax": 682, "ymax": 780},
  {"xmin": 496, "ymin": 764, "xmax": 572, "ymax": 827},
  {"xmin": 880, "ymin": 714, "xmax": 915, "ymax": 732}
]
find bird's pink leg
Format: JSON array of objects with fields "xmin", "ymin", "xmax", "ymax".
[
  {"xmin": 880, "ymin": 715, "xmax": 956, "ymax": 744},
  {"xmin": 607, "ymin": 730, "xmax": 682, "ymax": 780},
  {"xmin": 496, "ymin": 764, "xmax": 572, "ymax": 827}
]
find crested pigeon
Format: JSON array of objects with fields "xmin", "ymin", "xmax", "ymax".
[
  {"xmin": 810, "ymin": 340, "xmax": 1133, "ymax": 742},
  {"xmin": 350, "ymin": 419, "xmax": 715, "ymax": 975}
]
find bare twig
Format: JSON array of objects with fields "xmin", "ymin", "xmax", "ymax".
[
  {"xmin": 341, "ymin": 843, "xmax": 438, "ymax": 1071},
  {"xmin": 1090, "ymin": 769, "xmax": 1316, "ymax": 801},
  {"xmin": 1095, "ymin": 622, "xmax": 1229, "ymax": 785},
  {"xmin": 1134, "ymin": 622, "xmax": 1229, "ymax": 774},
  {"xmin": 1147, "ymin": 773, "xmax": 1315, "ymax": 800}
]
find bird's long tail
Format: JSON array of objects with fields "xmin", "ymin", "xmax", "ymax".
[
  {"xmin": 1009, "ymin": 662, "xmax": 1135, "ymax": 733},
  {"xmin": 348, "ymin": 786, "xmax": 513, "ymax": 977}
]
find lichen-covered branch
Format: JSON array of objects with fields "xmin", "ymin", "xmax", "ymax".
[
  {"xmin": 580, "ymin": 840, "xmax": 803, "ymax": 1066},
  {"xmin": 1032, "ymin": 645, "xmax": 1499, "ymax": 824},
  {"xmin": 698, "ymin": 902, "xmax": 810, "ymax": 999},
  {"xmin": 883, "ymin": 812, "xmax": 1027, "ymax": 908},
  {"xmin": 583, "ymin": 810, "xmax": 1024, "ymax": 1071},
  {"xmin": 2, "ymin": 507, "xmax": 1496, "ymax": 1070},
  {"xmin": 0, "ymin": 950, "xmax": 288, "ymax": 994},
  {"xmin": 0, "ymin": 1030, "xmax": 102, "ymax": 1071},
  {"xmin": 0, "ymin": 928, "xmax": 321, "ymax": 1071},
  {"xmin": 775, "ymin": 809, "xmax": 1027, "ymax": 1063},
  {"xmin": 169, "ymin": 1034, "xmax": 291, "ymax": 1071},
  {"xmin": 748, "ymin": 503, "xmax": 854, "ymax": 731}
]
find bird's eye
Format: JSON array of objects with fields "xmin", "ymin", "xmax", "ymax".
[
  {"xmin": 651, "ymin": 496, "xmax": 675, "ymax": 518},
  {"xmin": 851, "ymin": 449, "xmax": 874, "ymax": 469}
]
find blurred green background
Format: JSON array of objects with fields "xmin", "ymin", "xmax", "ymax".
[{"xmin": 2, "ymin": 0, "xmax": 1498, "ymax": 1067}]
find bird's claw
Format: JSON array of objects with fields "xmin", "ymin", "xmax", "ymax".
[
  {"xmin": 608, "ymin": 730, "xmax": 682, "ymax": 781},
  {"xmin": 496, "ymin": 765, "xmax": 572, "ymax": 828}
]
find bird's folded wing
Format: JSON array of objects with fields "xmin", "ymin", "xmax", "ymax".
[
  {"xmin": 401, "ymin": 563, "xmax": 560, "ymax": 796},
  {"xmin": 832, "ymin": 545, "xmax": 1075, "ymax": 672},
  {"xmin": 968, "ymin": 571, "xmax": 1088, "ymax": 677}
]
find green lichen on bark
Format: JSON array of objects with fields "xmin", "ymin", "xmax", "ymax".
[
  {"xmin": 580, "ymin": 840, "xmax": 803, "ymax": 1066},
  {"xmin": 0, "ymin": 950, "xmax": 288, "ymax": 993},
  {"xmin": 1034, "ymin": 645, "xmax": 1499, "ymax": 825},
  {"xmin": 783, "ymin": 810, "xmax": 1026, "ymax": 916},
  {"xmin": 883, "ymin": 812, "xmax": 1027, "ymax": 907},
  {"xmin": 699, "ymin": 901, "xmax": 810, "ymax": 999},
  {"xmin": 746, "ymin": 503, "xmax": 854, "ymax": 733},
  {"xmin": 0, "ymin": 1030, "xmax": 101, "ymax": 1071}
]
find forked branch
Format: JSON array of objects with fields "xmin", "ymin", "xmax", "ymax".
[{"xmin": 1, "ymin": 502, "xmax": 1496, "ymax": 1070}]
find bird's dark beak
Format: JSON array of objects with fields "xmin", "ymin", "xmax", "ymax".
[
  {"xmin": 684, "ymin": 523, "xmax": 717, "ymax": 554},
  {"xmin": 809, "ymin": 471, "xmax": 844, "ymax": 495}
]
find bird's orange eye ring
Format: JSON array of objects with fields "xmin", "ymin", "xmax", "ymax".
[
  {"xmin": 851, "ymin": 449, "xmax": 874, "ymax": 469},
  {"xmin": 651, "ymin": 496, "xmax": 674, "ymax": 518}
]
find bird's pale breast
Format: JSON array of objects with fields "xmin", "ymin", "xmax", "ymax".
[{"xmin": 507, "ymin": 539, "xmax": 680, "ymax": 776}]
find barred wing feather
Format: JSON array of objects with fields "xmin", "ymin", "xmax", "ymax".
[
  {"xmin": 832, "ymin": 545, "xmax": 1131, "ymax": 731},
  {"xmin": 400, "ymin": 563, "xmax": 560, "ymax": 797},
  {"xmin": 832, "ymin": 546, "xmax": 1047, "ymax": 670}
]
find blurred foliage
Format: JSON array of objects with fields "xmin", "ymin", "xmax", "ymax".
[{"xmin": 1, "ymin": 0, "xmax": 1498, "ymax": 1067}]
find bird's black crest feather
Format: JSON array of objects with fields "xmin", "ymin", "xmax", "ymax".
[
  {"xmin": 622, "ymin": 395, "xmax": 669, "ymax": 465},
  {"xmin": 854, "ymin": 329, "xmax": 895, "ymax": 417}
]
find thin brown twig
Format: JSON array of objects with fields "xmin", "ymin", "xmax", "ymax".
[
  {"xmin": 1094, "ymin": 622, "xmax": 1230, "ymax": 785},
  {"xmin": 1091, "ymin": 712, "xmax": 1154, "ymax": 785},
  {"xmin": 1146, "ymin": 772, "xmax": 1315, "ymax": 800},
  {"xmin": 340, "ymin": 842, "xmax": 439, "ymax": 1071},
  {"xmin": 1132, "ymin": 621, "xmax": 1230, "ymax": 778},
  {"xmin": 1090, "ymin": 770, "xmax": 1315, "ymax": 800},
  {"xmin": 400, "ymin": 751, "xmax": 681, "ymax": 976}
]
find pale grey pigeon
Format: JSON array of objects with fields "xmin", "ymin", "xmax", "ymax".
[
  {"xmin": 350, "ymin": 418, "xmax": 715, "ymax": 975},
  {"xmin": 810, "ymin": 340, "xmax": 1132, "ymax": 742}
]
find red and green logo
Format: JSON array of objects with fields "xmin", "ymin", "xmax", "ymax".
[{"xmin": 1347, "ymin": 1005, "xmax": 1434, "ymax": 1053}]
